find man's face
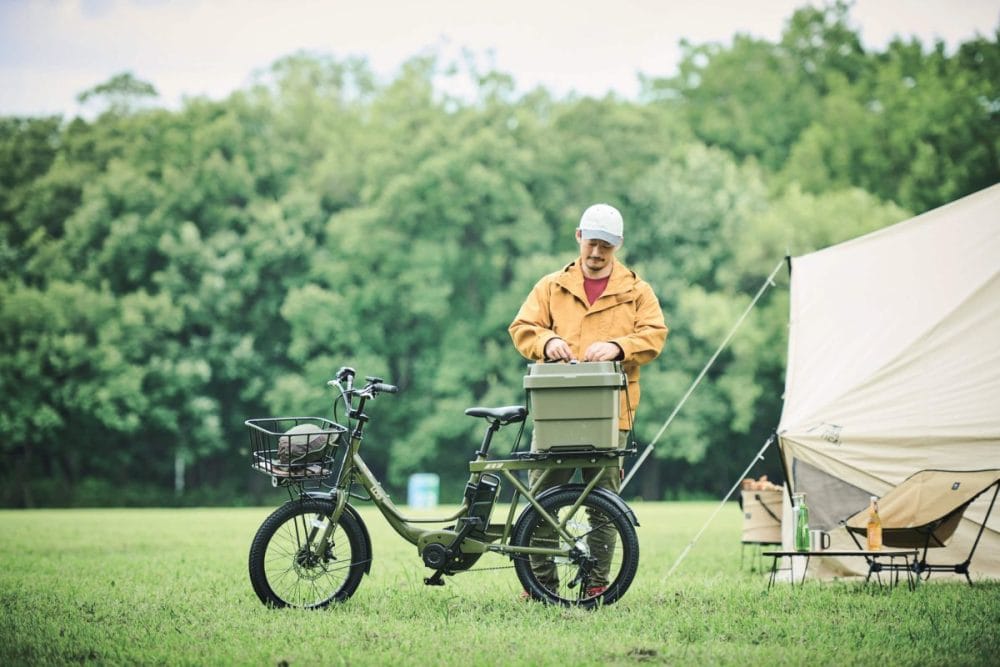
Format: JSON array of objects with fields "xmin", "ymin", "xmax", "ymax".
[{"xmin": 576, "ymin": 231, "xmax": 618, "ymax": 277}]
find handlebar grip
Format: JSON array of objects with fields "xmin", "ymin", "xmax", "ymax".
[{"xmin": 373, "ymin": 382, "xmax": 398, "ymax": 394}]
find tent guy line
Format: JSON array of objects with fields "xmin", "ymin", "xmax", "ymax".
[
  {"xmin": 664, "ymin": 434, "xmax": 776, "ymax": 579},
  {"xmin": 621, "ymin": 258, "xmax": 786, "ymax": 492}
]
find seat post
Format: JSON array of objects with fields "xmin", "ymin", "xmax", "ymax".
[{"xmin": 475, "ymin": 420, "xmax": 501, "ymax": 460}]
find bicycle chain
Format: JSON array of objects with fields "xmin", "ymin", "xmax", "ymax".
[
  {"xmin": 456, "ymin": 564, "xmax": 517, "ymax": 573},
  {"xmin": 454, "ymin": 554, "xmax": 530, "ymax": 573}
]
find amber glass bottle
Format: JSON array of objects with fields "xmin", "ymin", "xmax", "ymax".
[{"xmin": 866, "ymin": 496, "xmax": 883, "ymax": 551}]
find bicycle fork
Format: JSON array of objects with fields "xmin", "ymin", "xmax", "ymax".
[{"xmin": 304, "ymin": 490, "xmax": 349, "ymax": 556}]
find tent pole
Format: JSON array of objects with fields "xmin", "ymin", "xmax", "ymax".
[
  {"xmin": 664, "ymin": 434, "xmax": 776, "ymax": 579},
  {"xmin": 622, "ymin": 258, "xmax": 786, "ymax": 492}
]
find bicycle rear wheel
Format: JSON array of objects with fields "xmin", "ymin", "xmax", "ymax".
[
  {"xmin": 249, "ymin": 497, "xmax": 369, "ymax": 608},
  {"xmin": 512, "ymin": 487, "xmax": 638, "ymax": 607}
]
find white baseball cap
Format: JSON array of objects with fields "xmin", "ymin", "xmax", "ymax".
[{"xmin": 578, "ymin": 203, "xmax": 623, "ymax": 247}]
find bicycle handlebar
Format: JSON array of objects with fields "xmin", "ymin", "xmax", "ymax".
[{"xmin": 329, "ymin": 368, "xmax": 398, "ymax": 400}]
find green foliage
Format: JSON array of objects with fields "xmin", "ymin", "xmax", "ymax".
[
  {"xmin": 652, "ymin": 34, "xmax": 821, "ymax": 171},
  {"xmin": 77, "ymin": 71, "xmax": 159, "ymax": 116},
  {"xmin": 781, "ymin": 34, "xmax": 1000, "ymax": 212},
  {"xmin": 646, "ymin": 2, "xmax": 998, "ymax": 211},
  {"xmin": 1, "ymin": 3, "xmax": 997, "ymax": 505}
]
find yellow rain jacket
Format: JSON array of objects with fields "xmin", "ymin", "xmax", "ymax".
[{"xmin": 509, "ymin": 258, "xmax": 668, "ymax": 429}]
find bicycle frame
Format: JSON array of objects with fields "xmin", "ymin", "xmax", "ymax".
[
  {"xmin": 322, "ymin": 374, "xmax": 629, "ymax": 566},
  {"xmin": 248, "ymin": 367, "xmax": 642, "ymax": 608},
  {"xmin": 344, "ymin": 440, "xmax": 621, "ymax": 558}
]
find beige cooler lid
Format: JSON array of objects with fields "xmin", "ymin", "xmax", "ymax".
[{"xmin": 523, "ymin": 361, "xmax": 625, "ymax": 389}]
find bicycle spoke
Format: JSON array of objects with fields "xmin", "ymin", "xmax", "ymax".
[
  {"xmin": 512, "ymin": 488, "xmax": 638, "ymax": 607},
  {"xmin": 250, "ymin": 498, "xmax": 369, "ymax": 608}
]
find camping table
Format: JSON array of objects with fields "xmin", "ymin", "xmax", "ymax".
[
  {"xmin": 742, "ymin": 540, "xmax": 782, "ymax": 572},
  {"xmin": 763, "ymin": 549, "xmax": 920, "ymax": 590}
]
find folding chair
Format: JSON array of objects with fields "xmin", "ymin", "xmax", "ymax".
[{"xmin": 844, "ymin": 469, "xmax": 1000, "ymax": 585}]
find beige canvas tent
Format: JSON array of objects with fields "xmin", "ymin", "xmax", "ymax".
[{"xmin": 776, "ymin": 183, "xmax": 1000, "ymax": 581}]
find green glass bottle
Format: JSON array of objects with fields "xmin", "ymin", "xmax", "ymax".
[{"xmin": 794, "ymin": 493, "xmax": 810, "ymax": 552}]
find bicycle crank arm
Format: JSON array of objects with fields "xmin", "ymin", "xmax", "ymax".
[{"xmin": 422, "ymin": 517, "xmax": 483, "ymax": 586}]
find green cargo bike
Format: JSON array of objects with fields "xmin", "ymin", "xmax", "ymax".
[{"xmin": 245, "ymin": 362, "xmax": 640, "ymax": 609}]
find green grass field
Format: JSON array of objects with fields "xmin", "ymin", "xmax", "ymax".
[{"xmin": 1, "ymin": 501, "xmax": 998, "ymax": 666}]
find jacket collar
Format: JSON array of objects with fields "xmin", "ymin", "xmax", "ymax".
[{"xmin": 555, "ymin": 258, "xmax": 637, "ymax": 305}]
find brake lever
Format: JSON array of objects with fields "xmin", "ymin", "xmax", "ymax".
[{"xmin": 336, "ymin": 367, "xmax": 356, "ymax": 391}]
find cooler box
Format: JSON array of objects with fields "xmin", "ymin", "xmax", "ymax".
[
  {"xmin": 524, "ymin": 361, "xmax": 625, "ymax": 451},
  {"xmin": 741, "ymin": 489, "xmax": 783, "ymax": 543}
]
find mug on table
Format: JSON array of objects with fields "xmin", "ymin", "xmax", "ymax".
[{"xmin": 809, "ymin": 529, "xmax": 831, "ymax": 551}]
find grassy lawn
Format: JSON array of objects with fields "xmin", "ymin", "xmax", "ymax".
[{"xmin": 1, "ymin": 500, "xmax": 998, "ymax": 665}]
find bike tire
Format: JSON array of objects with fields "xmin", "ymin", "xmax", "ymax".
[
  {"xmin": 511, "ymin": 487, "xmax": 638, "ymax": 608},
  {"xmin": 248, "ymin": 497, "xmax": 369, "ymax": 608}
]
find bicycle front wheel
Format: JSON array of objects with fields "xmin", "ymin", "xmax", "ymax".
[
  {"xmin": 512, "ymin": 487, "xmax": 638, "ymax": 607},
  {"xmin": 248, "ymin": 497, "xmax": 369, "ymax": 608}
]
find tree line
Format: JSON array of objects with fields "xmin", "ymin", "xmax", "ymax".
[{"xmin": 2, "ymin": 2, "xmax": 997, "ymax": 506}]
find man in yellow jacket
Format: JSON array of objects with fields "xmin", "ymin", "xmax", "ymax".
[{"xmin": 508, "ymin": 203, "xmax": 667, "ymax": 598}]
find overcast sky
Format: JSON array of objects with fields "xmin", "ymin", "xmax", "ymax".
[{"xmin": 1, "ymin": 0, "xmax": 997, "ymax": 117}]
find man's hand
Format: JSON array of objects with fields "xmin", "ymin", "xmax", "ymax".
[
  {"xmin": 583, "ymin": 341, "xmax": 623, "ymax": 362},
  {"xmin": 544, "ymin": 337, "xmax": 575, "ymax": 361}
]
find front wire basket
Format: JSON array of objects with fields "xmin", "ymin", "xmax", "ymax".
[{"xmin": 246, "ymin": 417, "xmax": 347, "ymax": 481}]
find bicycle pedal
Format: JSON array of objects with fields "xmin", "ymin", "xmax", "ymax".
[{"xmin": 423, "ymin": 576, "xmax": 446, "ymax": 586}]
